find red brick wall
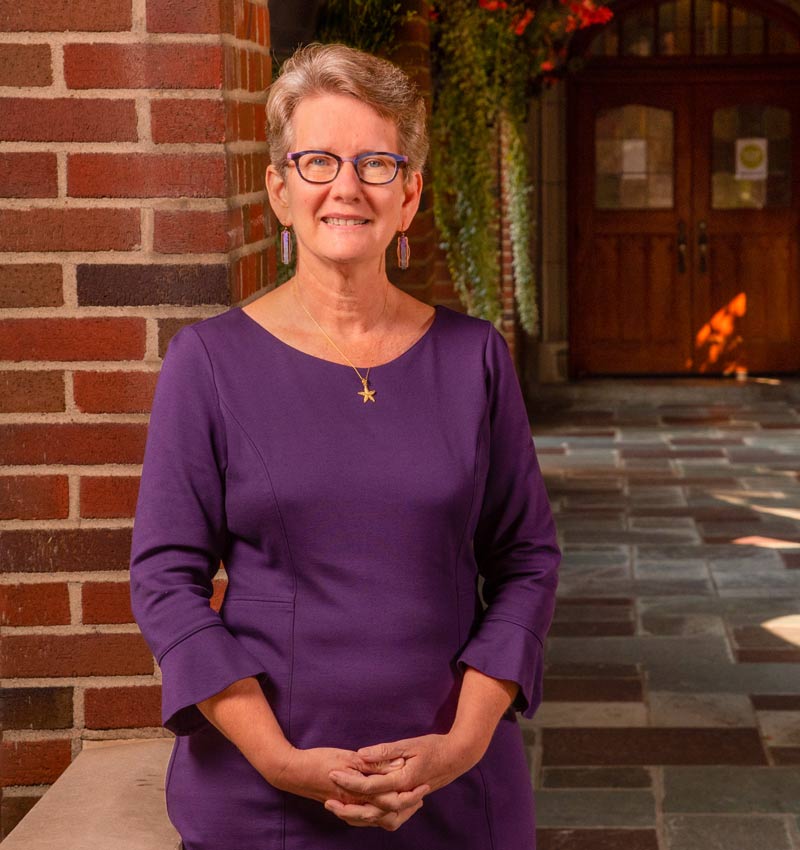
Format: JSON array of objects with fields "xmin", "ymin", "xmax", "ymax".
[{"xmin": 0, "ymin": 0, "xmax": 273, "ymax": 836}]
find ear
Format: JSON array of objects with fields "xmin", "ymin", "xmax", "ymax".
[
  {"xmin": 399, "ymin": 170, "xmax": 423, "ymax": 232},
  {"xmin": 266, "ymin": 164, "xmax": 291, "ymax": 226}
]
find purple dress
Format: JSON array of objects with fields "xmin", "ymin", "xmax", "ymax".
[{"xmin": 129, "ymin": 303, "xmax": 560, "ymax": 850}]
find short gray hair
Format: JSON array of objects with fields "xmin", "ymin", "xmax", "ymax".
[{"xmin": 266, "ymin": 42, "xmax": 428, "ymax": 181}]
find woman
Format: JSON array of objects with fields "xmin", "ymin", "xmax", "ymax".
[{"xmin": 130, "ymin": 42, "xmax": 559, "ymax": 849}]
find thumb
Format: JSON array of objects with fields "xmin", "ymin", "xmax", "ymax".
[{"xmin": 357, "ymin": 742, "xmax": 407, "ymax": 762}]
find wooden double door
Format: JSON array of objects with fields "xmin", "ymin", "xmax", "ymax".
[{"xmin": 569, "ymin": 73, "xmax": 800, "ymax": 376}]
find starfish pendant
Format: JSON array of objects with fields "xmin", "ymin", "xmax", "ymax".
[{"xmin": 358, "ymin": 378, "xmax": 376, "ymax": 403}]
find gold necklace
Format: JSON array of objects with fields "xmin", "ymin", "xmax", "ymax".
[{"xmin": 293, "ymin": 280, "xmax": 389, "ymax": 404}]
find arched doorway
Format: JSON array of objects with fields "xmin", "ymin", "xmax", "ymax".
[{"xmin": 567, "ymin": 0, "xmax": 800, "ymax": 376}]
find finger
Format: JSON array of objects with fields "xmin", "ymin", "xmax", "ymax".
[
  {"xmin": 357, "ymin": 742, "xmax": 409, "ymax": 762},
  {"xmin": 329, "ymin": 768, "xmax": 405, "ymax": 796},
  {"xmin": 378, "ymin": 799, "xmax": 424, "ymax": 832},
  {"xmin": 359, "ymin": 757, "xmax": 405, "ymax": 775},
  {"xmin": 369, "ymin": 783, "xmax": 430, "ymax": 813},
  {"xmin": 324, "ymin": 799, "xmax": 384, "ymax": 827}
]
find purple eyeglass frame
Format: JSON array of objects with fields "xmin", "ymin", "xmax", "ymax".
[{"xmin": 286, "ymin": 150, "xmax": 409, "ymax": 184}]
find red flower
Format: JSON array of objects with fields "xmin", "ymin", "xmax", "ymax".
[
  {"xmin": 478, "ymin": 0, "xmax": 508, "ymax": 10},
  {"xmin": 511, "ymin": 8, "xmax": 535, "ymax": 34},
  {"xmin": 540, "ymin": 59, "xmax": 555, "ymax": 71},
  {"xmin": 564, "ymin": 0, "xmax": 613, "ymax": 27}
]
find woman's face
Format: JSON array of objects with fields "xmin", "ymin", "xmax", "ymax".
[{"xmin": 266, "ymin": 93, "xmax": 422, "ymax": 272}]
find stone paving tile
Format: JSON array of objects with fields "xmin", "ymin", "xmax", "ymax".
[
  {"xmin": 542, "ymin": 728, "xmax": 768, "ymax": 766},
  {"xmin": 664, "ymin": 814, "xmax": 795, "ymax": 850},
  {"xmin": 634, "ymin": 561, "xmax": 710, "ymax": 580},
  {"xmin": 536, "ymin": 789, "xmax": 655, "ymax": 828},
  {"xmin": 531, "ymin": 702, "xmax": 647, "ymax": 728},
  {"xmin": 554, "ymin": 603, "xmax": 634, "ymax": 622},
  {"xmin": 557, "ymin": 567, "xmax": 633, "ymax": 585},
  {"xmin": 662, "ymin": 766, "xmax": 800, "ymax": 813},
  {"xmin": 751, "ymin": 695, "xmax": 800, "ymax": 710},
  {"xmin": 543, "ymin": 676, "xmax": 644, "ymax": 703},
  {"xmin": 540, "ymin": 767, "xmax": 652, "ymax": 788},
  {"xmin": 647, "ymin": 692, "xmax": 756, "ymax": 727},
  {"xmin": 635, "ymin": 544, "xmax": 780, "ymax": 563},
  {"xmin": 556, "ymin": 511, "xmax": 626, "ymax": 532},
  {"xmin": 771, "ymin": 748, "xmax": 800, "ymax": 764},
  {"xmin": 561, "ymin": 529, "xmax": 702, "ymax": 545},
  {"xmin": 648, "ymin": 660, "xmax": 800, "ymax": 695},
  {"xmin": 550, "ymin": 622, "xmax": 636, "ymax": 637},
  {"xmin": 637, "ymin": 597, "xmax": 800, "ymax": 617},
  {"xmin": 758, "ymin": 711, "xmax": 800, "ymax": 747},
  {"xmin": 638, "ymin": 614, "xmax": 726, "ymax": 637},
  {"xmin": 559, "ymin": 546, "xmax": 631, "ymax": 566},
  {"xmin": 558, "ymin": 579, "xmax": 715, "ymax": 597},
  {"xmin": 537, "ymin": 828, "xmax": 659, "ymax": 850},
  {"xmin": 670, "ymin": 437, "xmax": 746, "ymax": 445}
]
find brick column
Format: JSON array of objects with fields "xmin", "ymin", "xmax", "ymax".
[{"xmin": 0, "ymin": 0, "xmax": 272, "ymax": 836}]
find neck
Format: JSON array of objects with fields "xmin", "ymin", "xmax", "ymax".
[{"xmin": 292, "ymin": 252, "xmax": 394, "ymax": 339}]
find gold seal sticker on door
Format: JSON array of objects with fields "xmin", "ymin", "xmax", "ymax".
[{"xmin": 735, "ymin": 137, "xmax": 768, "ymax": 180}]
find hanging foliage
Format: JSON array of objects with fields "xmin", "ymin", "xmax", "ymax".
[{"xmin": 428, "ymin": 0, "xmax": 612, "ymax": 333}]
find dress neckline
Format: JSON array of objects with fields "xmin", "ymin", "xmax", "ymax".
[{"xmin": 236, "ymin": 303, "xmax": 441, "ymax": 370}]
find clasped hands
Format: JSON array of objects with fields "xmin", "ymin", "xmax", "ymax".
[{"xmin": 269, "ymin": 732, "xmax": 478, "ymax": 832}]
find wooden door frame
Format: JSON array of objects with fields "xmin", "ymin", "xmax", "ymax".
[{"xmin": 565, "ymin": 0, "xmax": 800, "ymax": 379}]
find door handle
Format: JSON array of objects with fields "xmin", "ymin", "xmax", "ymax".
[
  {"xmin": 698, "ymin": 220, "xmax": 708, "ymax": 274},
  {"xmin": 677, "ymin": 220, "xmax": 687, "ymax": 274}
]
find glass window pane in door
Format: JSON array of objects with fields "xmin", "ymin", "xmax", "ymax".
[
  {"xmin": 712, "ymin": 105, "xmax": 791, "ymax": 209},
  {"xmin": 658, "ymin": 0, "xmax": 691, "ymax": 54},
  {"xmin": 590, "ymin": 20, "xmax": 620, "ymax": 56},
  {"xmin": 767, "ymin": 20, "xmax": 800, "ymax": 53},
  {"xmin": 621, "ymin": 6, "xmax": 655, "ymax": 55},
  {"xmin": 595, "ymin": 105, "xmax": 674, "ymax": 209},
  {"xmin": 731, "ymin": 6, "xmax": 765, "ymax": 53},
  {"xmin": 696, "ymin": 0, "xmax": 729, "ymax": 54}
]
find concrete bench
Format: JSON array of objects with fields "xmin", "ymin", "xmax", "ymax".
[{"xmin": 3, "ymin": 739, "xmax": 180, "ymax": 850}]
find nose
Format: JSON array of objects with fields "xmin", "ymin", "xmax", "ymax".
[{"xmin": 330, "ymin": 160, "xmax": 363, "ymax": 200}]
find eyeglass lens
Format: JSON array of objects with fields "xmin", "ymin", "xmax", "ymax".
[{"xmin": 296, "ymin": 153, "xmax": 399, "ymax": 184}]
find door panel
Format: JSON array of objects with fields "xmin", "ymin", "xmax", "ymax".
[
  {"xmin": 571, "ymin": 85, "xmax": 693, "ymax": 374},
  {"xmin": 691, "ymin": 83, "xmax": 800, "ymax": 373}
]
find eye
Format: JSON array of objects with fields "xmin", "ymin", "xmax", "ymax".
[{"xmin": 361, "ymin": 156, "xmax": 394, "ymax": 171}]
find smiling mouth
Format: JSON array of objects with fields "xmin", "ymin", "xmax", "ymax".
[{"xmin": 322, "ymin": 217, "xmax": 369, "ymax": 226}]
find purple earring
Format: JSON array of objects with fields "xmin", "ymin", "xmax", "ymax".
[
  {"xmin": 281, "ymin": 227, "xmax": 293, "ymax": 265},
  {"xmin": 397, "ymin": 231, "xmax": 410, "ymax": 270}
]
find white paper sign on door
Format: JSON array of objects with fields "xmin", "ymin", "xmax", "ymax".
[
  {"xmin": 622, "ymin": 139, "xmax": 647, "ymax": 178},
  {"xmin": 735, "ymin": 138, "xmax": 768, "ymax": 180}
]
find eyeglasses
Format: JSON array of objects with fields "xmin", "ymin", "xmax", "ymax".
[{"xmin": 286, "ymin": 150, "xmax": 408, "ymax": 185}]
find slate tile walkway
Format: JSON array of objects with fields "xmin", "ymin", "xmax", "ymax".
[{"xmin": 522, "ymin": 380, "xmax": 800, "ymax": 850}]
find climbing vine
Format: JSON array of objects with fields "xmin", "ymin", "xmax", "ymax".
[{"xmin": 428, "ymin": 0, "xmax": 612, "ymax": 333}]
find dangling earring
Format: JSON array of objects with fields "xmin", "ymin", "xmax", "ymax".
[
  {"xmin": 280, "ymin": 226, "xmax": 293, "ymax": 265},
  {"xmin": 396, "ymin": 231, "xmax": 410, "ymax": 270}
]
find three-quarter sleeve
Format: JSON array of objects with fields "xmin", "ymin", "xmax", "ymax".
[
  {"xmin": 130, "ymin": 325, "xmax": 269, "ymax": 736},
  {"xmin": 457, "ymin": 325, "xmax": 560, "ymax": 719}
]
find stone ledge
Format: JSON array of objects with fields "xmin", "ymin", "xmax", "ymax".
[{"xmin": 3, "ymin": 738, "xmax": 179, "ymax": 850}]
